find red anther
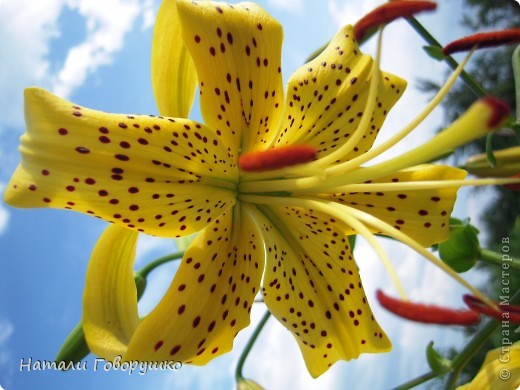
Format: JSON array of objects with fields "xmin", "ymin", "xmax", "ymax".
[
  {"xmin": 238, "ymin": 145, "xmax": 317, "ymax": 172},
  {"xmin": 504, "ymin": 174, "xmax": 520, "ymax": 191},
  {"xmin": 463, "ymin": 295, "xmax": 520, "ymax": 324},
  {"xmin": 376, "ymin": 290, "xmax": 480, "ymax": 325},
  {"xmin": 481, "ymin": 96, "xmax": 510, "ymax": 128},
  {"xmin": 442, "ymin": 28, "xmax": 520, "ymax": 56},
  {"xmin": 354, "ymin": 1, "xmax": 437, "ymax": 42}
]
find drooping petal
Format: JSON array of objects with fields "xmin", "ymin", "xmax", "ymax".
[
  {"xmin": 325, "ymin": 164, "xmax": 466, "ymax": 247},
  {"xmin": 177, "ymin": 0, "xmax": 284, "ymax": 154},
  {"xmin": 275, "ymin": 25, "xmax": 406, "ymax": 163},
  {"xmin": 83, "ymin": 224, "xmax": 139, "ymax": 360},
  {"xmin": 123, "ymin": 205, "xmax": 265, "ymax": 364},
  {"xmin": 5, "ymin": 88, "xmax": 237, "ymax": 237},
  {"xmin": 457, "ymin": 341, "xmax": 520, "ymax": 390},
  {"xmin": 152, "ymin": 0, "xmax": 198, "ymax": 118},
  {"xmin": 249, "ymin": 205, "xmax": 390, "ymax": 378}
]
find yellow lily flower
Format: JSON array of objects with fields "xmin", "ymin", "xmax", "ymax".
[
  {"xmin": 3, "ymin": 0, "xmax": 514, "ymax": 378},
  {"xmin": 457, "ymin": 341, "xmax": 520, "ymax": 390}
]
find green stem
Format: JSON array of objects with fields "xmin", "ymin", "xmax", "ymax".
[
  {"xmin": 137, "ymin": 251, "xmax": 184, "ymax": 278},
  {"xmin": 55, "ymin": 251, "xmax": 184, "ymax": 365},
  {"xmin": 394, "ymin": 289, "xmax": 520, "ymax": 389},
  {"xmin": 392, "ymin": 371, "xmax": 437, "ymax": 390},
  {"xmin": 235, "ymin": 310, "xmax": 271, "ymax": 382},
  {"xmin": 406, "ymin": 16, "xmax": 487, "ymax": 98},
  {"xmin": 513, "ymin": 45, "xmax": 520, "ymax": 120},
  {"xmin": 485, "ymin": 133, "xmax": 497, "ymax": 166},
  {"xmin": 479, "ymin": 248, "xmax": 520, "ymax": 273},
  {"xmin": 444, "ymin": 319, "xmax": 500, "ymax": 389}
]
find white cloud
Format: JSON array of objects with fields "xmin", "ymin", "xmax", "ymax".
[
  {"xmin": 142, "ymin": 0, "xmax": 156, "ymax": 30},
  {"xmin": 52, "ymin": 0, "xmax": 141, "ymax": 98},
  {"xmin": 0, "ymin": 0, "xmax": 62, "ymax": 128},
  {"xmin": 327, "ymin": 0, "xmax": 380, "ymax": 27},
  {"xmin": 0, "ymin": 0, "xmax": 153, "ymax": 131},
  {"xmin": 267, "ymin": 0, "xmax": 303, "ymax": 13}
]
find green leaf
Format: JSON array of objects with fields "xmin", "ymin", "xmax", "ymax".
[
  {"xmin": 55, "ymin": 271, "xmax": 150, "ymax": 367},
  {"xmin": 54, "ymin": 322, "xmax": 90, "ymax": 367},
  {"xmin": 426, "ymin": 341, "xmax": 452, "ymax": 375},
  {"xmin": 485, "ymin": 133, "xmax": 497, "ymax": 167},
  {"xmin": 422, "ymin": 45, "xmax": 445, "ymax": 61},
  {"xmin": 512, "ymin": 45, "xmax": 520, "ymax": 122},
  {"xmin": 438, "ymin": 220, "xmax": 480, "ymax": 272}
]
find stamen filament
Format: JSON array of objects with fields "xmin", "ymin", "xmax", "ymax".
[
  {"xmin": 327, "ymin": 207, "xmax": 408, "ymax": 300},
  {"xmin": 324, "ymin": 177, "xmax": 520, "ymax": 194},
  {"xmin": 241, "ymin": 36, "xmax": 473, "ymax": 186},
  {"xmin": 310, "ymin": 29, "xmax": 383, "ymax": 170},
  {"xmin": 326, "ymin": 48, "xmax": 475, "ymax": 176},
  {"xmin": 240, "ymin": 194, "xmax": 495, "ymax": 310},
  {"xmin": 335, "ymin": 203, "xmax": 498, "ymax": 311},
  {"xmin": 241, "ymin": 194, "xmax": 407, "ymax": 299}
]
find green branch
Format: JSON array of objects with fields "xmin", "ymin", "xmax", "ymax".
[
  {"xmin": 235, "ymin": 310, "xmax": 271, "ymax": 382},
  {"xmin": 406, "ymin": 16, "xmax": 487, "ymax": 98},
  {"xmin": 392, "ymin": 371, "xmax": 437, "ymax": 390},
  {"xmin": 479, "ymin": 248, "xmax": 520, "ymax": 273}
]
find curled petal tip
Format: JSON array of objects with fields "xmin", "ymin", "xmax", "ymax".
[
  {"xmin": 442, "ymin": 28, "xmax": 520, "ymax": 56},
  {"xmin": 376, "ymin": 290, "xmax": 480, "ymax": 325},
  {"xmin": 480, "ymin": 96, "xmax": 510, "ymax": 129},
  {"xmin": 354, "ymin": 1, "xmax": 437, "ymax": 42},
  {"xmin": 463, "ymin": 295, "xmax": 520, "ymax": 324},
  {"xmin": 238, "ymin": 145, "xmax": 317, "ymax": 172}
]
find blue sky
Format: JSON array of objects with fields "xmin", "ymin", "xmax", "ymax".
[{"xmin": 0, "ymin": 0, "xmax": 493, "ymax": 389}]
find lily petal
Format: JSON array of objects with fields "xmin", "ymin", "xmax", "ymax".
[
  {"xmin": 276, "ymin": 25, "xmax": 406, "ymax": 163},
  {"xmin": 457, "ymin": 341, "xmax": 520, "ymax": 390},
  {"xmin": 4, "ymin": 88, "xmax": 236, "ymax": 237},
  {"xmin": 83, "ymin": 224, "xmax": 139, "ymax": 360},
  {"xmin": 177, "ymin": 0, "xmax": 284, "ymax": 154},
  {"xmin": 152, "ymin": 0, "xmax": 198, "ymax": 118},
  {"xmin": 123, "ymin": 205, "xmax": 265, "ymax": 364},
  {"xmin": 326, "ymin": 164, "xmax": 466, "ymax": 247},
  {"xmin": 251, "ymin": 205, "xmax": 390, "ymax": 378}
]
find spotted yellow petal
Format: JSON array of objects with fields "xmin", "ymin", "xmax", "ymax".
[
  {"xmin": 123, "ymin": 205, "xmax": 264, "ymax": 363},
  {"xmin": 83, "ymin": 224, "xmax": 139, "ymax": 360},
  {"xmin": 457, "ymin": 341, "xmax": 520, "ymax": 390},
  {"xmin": 4, "ymin": 88, "xmax": 237, "ymax": 237},
  {"xmin": 326, "ymin": 164, "xmax": 466, "ymax": 247},
  {"xmin": 276, "ymin": 25, "xmax": 405, "ymax": 162},
  {"xmin": 251, "ymin": 205, "xmax": 390, "ymax": 378},
  {"xmin": 152, "ymin": 0, "xmax": 198, "ymax": 118},
  {"xmin": 177, "ymin": 0, "xmax": 284, "ymax": 154}
]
